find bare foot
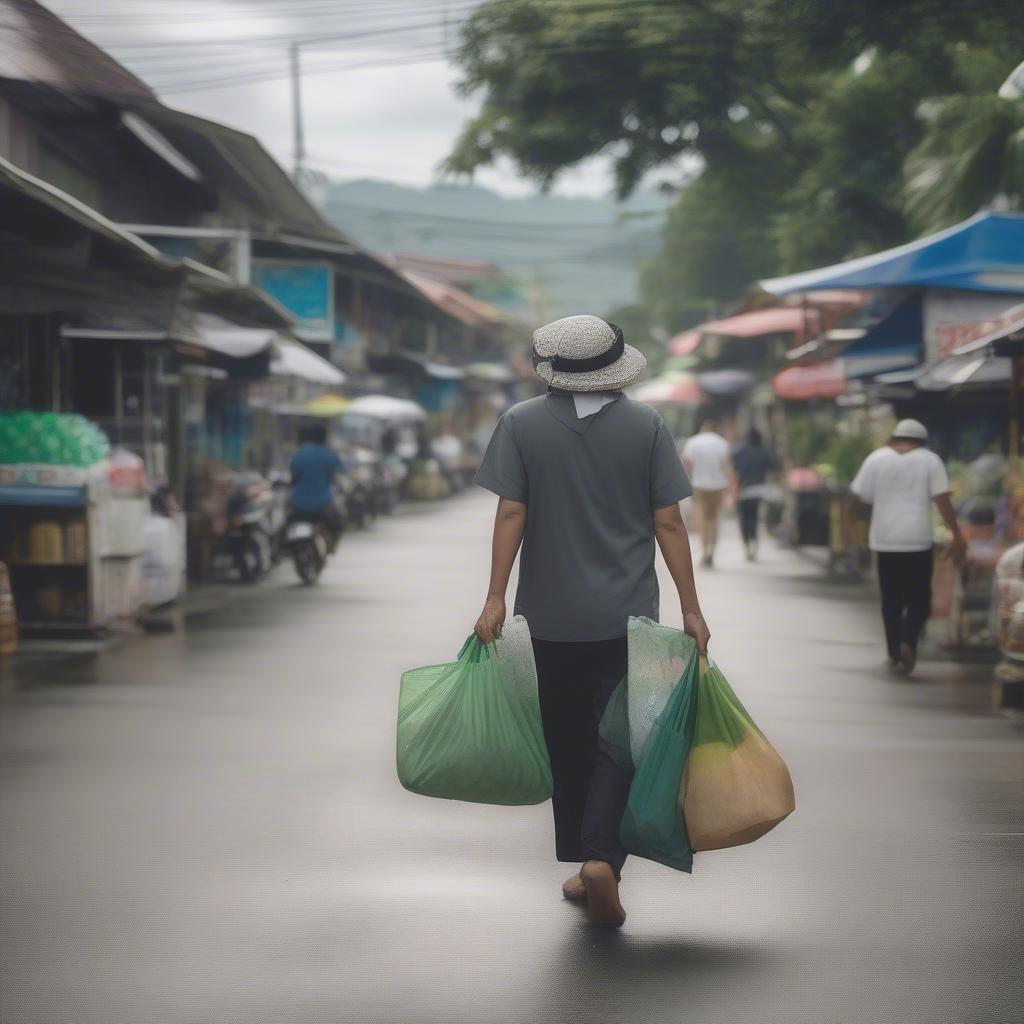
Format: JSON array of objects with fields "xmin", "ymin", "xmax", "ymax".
[
  {"xmin": 562, "ymin": 872, "xmax": 586, "ymax": 901},
  {"xmin": 580, "ymin": 860, "xmax": 626, "ymax": 927}
]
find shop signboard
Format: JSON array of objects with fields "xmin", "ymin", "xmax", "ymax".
[
  {"xmin": 923, "ymin": 289, "xmax": 1024, "ymax": 363},
  {"xmin": 251, "ymin": 260, "xmax": 333, "ymax": 341}
]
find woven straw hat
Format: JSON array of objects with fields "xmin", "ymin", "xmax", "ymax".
[{"xmin": 532, "ymin": 315, "xmax": 647, "ymax": 392}]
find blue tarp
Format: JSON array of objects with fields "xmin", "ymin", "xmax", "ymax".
[
  {"xmin": 843, "ymin": 293, "xmax": 922, "ymax": 378},
  {"xmin": 761, "ymin": 212, "xmax": 1024, "ymax": 295}
]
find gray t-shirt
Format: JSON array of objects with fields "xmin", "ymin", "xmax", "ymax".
[{"xmin": 474, "ymin": 392, "xmax": 692, "ymax": 642}]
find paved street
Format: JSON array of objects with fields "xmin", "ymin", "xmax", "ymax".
[{"xmin": 1, "ymin": 492, "xmax": 1022, "ymax": 1024}]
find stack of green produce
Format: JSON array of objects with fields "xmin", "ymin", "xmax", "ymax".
[{"xmin": 0, "ymin": 413, "xmax": 110, "ymax": 467}]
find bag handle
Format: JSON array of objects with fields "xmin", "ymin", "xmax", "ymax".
[{"xmin": 457, "ymin": 633, "xmax": 501, "ymax": 663}]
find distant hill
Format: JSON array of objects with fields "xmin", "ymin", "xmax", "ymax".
[{"xmin": 324, "ymin": 179, "xmax": 670, "ymax": 321}]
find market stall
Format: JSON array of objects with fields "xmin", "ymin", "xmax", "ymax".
[
  {"xmin": 0, "ymin": 414, "xmax": 148, "ymax": 632},
  {"xmin": 993, "ymin": 541, "xmax": 1024, "ymax": 713}
]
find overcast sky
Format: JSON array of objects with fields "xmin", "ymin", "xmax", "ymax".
[{"xmin": 47, "ymin": 0, "xmax": 618, "ymax": 197}]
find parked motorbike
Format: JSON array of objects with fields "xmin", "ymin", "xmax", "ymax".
[
  {"xmin": 223, "ymin": 472, "xmax": 276, "ymax": 583},
  {"xmin": 343, "ymin": 455, "xmax": 377, "ymax": 529},
  {"xmin": 371, "ymin": 450, "xmax": 402, "ymax": 515},
  {"xmin": 344, "ymin": 446, "xmax": 402, "ymax": 522}
]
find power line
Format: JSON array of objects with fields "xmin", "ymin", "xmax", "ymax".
[
  {"xmin": 12, "ymin": 12, "xmax": 470, "ymax": 52},
  {"xmin": 49, "ymin": 2, "xmax": 478, "ymax": 46},
  {"xmin": 154, "ymin": 46, "xmax": 449, "ymax": 94},
  {"xmin": 327, "ymin": 200, "xmax": 663, "ymax": 231},
  {"xmin": 50, "ymin": 0, "xmax": 473, "ymax": 22}
]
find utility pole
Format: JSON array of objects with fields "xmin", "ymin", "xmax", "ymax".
[{"xmin": 289, "ymin": 41, "xmax": 305, "ymax": 180}]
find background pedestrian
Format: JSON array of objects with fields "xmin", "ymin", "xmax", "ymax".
[
  {"xmin": 852, "ymin": 419, "xmax": 967, "ymax": 674},
  {"xmin": 732, "ymin": 427, "xmax": 778, "ymax": 561},
  {"xmin": 681, "ymin": 412, "xmax": 733, "ymax": 567}
]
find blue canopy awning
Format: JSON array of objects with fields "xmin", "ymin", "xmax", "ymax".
[
  {"xmin": 761, "ymin": 212, "xmax": 1024, "ymax": 295},
  {"xmin": 842, "ymin": 293, "xmax": 922, "ymax": 377}
]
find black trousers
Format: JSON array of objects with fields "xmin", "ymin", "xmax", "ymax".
[
  {"xmin": 876, "ymin": 549, "xmax": 934, "ymax": 660},
  {"xmin": 532, "ymin": 637, "xmax": 631, "ymax": 877},
  {"xmin": 738, "ymin": 497, "xmax": 761, "ymax": 545}
]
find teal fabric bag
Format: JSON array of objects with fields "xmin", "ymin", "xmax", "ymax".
[
  {"xmin": 619, "ymin": 651, "xmax": 699, "ymax": 872},
  {"xmin": 397, "ymin": 618, "xmax": 553, "ymax": 806}
]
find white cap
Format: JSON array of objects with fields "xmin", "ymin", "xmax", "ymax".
[{"xmin": 892, "ymin": 418, "xmax": 928, "ymax": 441}]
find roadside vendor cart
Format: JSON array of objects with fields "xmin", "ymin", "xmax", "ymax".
[
  {"xmin": 992, "ymin": 540, "xmax": 1024, "ymax": 713},
  {"xmin": 0, "ymin": 414, "xmax": 147, "ymax": 633}
]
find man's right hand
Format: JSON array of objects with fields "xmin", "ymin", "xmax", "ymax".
[
  {"xmin": 950, "ymin": 533, "xmax": 968, "ymax": 564},
  {"xmin": 683, "ymin": 610, "xmax": 711, "ymax": 655},
  {"xmin": 474, "ymin": 594, "xmax": 506, "ymax": 645}
]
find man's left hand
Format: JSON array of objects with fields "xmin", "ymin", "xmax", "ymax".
[{"xmin": 683, "ymin": 610, "xmax": 711, "ymax": 655}]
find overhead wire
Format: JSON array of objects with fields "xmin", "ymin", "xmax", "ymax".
[
  {"xmin": 152, "ymin": 46, "xmax": 451, "ymax": 94},
  {"xmin": 326, "ymin": 200, "xmax": 664, "ymax": 231},
  {"xmin": 62, "ymin": 0, "xmax": 473, "ymax": 21}
]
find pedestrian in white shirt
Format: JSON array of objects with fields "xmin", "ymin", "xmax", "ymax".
[
  {"xmin": 681, "ymin": 414, "xmax": 733, "ymax": 568},
  {"xmin": 851, "ymin": 419, "xmax": 966, "ymax": 675}
]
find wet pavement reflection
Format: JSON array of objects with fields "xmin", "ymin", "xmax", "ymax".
[{"xmin": 1, "ymin": 493, "xmax": 1021, "ymax": 1023}]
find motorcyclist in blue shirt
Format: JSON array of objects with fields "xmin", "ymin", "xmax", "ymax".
[{"xmin": 289, "ymin": 422, "xmax": 346, "ymax": 548}]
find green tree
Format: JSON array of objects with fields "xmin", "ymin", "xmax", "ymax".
[
  {"xmin": 600, "ymin": 302, "xmax": 664, "ymax": 370},
  {"xmin": 446, "ymin": 0, "xmax": 1024, "ymax": 329},
  {"xmin": 641, "ymin": 159, "xmax": 786, "ymax": 322},
  {"xmin": 772, "ymin": 53, "xmax": 932, "ymax": 272},
  {"xmin": 904, "ymin": 50, "xmax": 1024, "ymax": 232},
  {"xmin": 446, "ymin": 0, "xmax": 1023, "ymax": 195},
  {"xmin": 444, "ymin": 0, "xmax": 809, "ymax": 197}
]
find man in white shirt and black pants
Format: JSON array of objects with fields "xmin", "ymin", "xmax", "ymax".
[
  {"xmin": 681, "ymin": 413, "xmax": 733, "ymax": 568},
  {"xmin": 852, "ymin": 419, "xmax": 966, "ymax": 675}
]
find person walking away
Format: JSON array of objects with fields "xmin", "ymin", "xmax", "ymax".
[
  {"xmin": 472, "ymin": 315, "xmax": 710, "ymax": 927},
  {"xmin": 289, "ymin": 423, "xmax": 346, "ymax": 550},
  {"xmin": 851, "ymin": 419, "xmax": 966, "ymax": 675},
  {"xmin": 732, "ymin": 428, "xmax": 778, "ymax": 561},
  {"xmin": 681, "ymin": 413, "xmax": 733, "ymax": 567}
]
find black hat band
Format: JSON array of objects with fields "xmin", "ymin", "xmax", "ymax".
[{"xmin": 531, "ymin": 322, "xmax": 624, "ymax": 373}]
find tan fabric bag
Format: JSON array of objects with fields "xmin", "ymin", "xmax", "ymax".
[{"xmin": 680, "ymin": 658, "xmax": 795, "ymax": 851}]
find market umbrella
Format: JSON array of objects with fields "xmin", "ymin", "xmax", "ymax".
[
  {"xmin": 305, "ymin": 394, "xmax": 350, "ymax": 417},
  {"xmin": 465, "ymin": 362, "xmax": 516, "ymax": 383},
  {"xmin": 344, "ymin": 395, "xmax": 427, "ymax": 421},
  {"xmin": 630, "ymin": 372, "xmax": 704, "ymax": 406}
]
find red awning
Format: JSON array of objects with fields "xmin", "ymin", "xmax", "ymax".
[
  {"xmin": 702, "ymin": 306, "xmax": 821, "ymax": 342},
  {"xmin": 773, "ymin": 359, "xmax": 847, "ymax": 400},
  {"xmin": 402, "ymin": 270, "xmax": 503, "ymax": 328}
]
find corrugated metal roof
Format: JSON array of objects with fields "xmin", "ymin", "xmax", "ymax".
[
  {"xmin": 0, "ymin": 0, "xmax": 155, "ymax": 100},
  {"xmin": 401, "ymin": 269, "xmax": 503, "ymax": 328},
  {"xmin": 128, "ymin": 101, "xmax": 350, "ymax": 244},
  {"xmin": 0, "ymin": 152, "xmax": 173, "ymax": 266}
]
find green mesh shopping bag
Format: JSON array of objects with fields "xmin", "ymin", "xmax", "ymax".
[
  {"xmin": 397, "ymin": 617, "xmax": 553, "ymax": 805},
  {"xmin": 619, "ymin": 650, "xmax": 699, "ymax": 872},
  {"xmin": 681, "ymin": 659, "xmax": 795, "ymax": 851}
]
